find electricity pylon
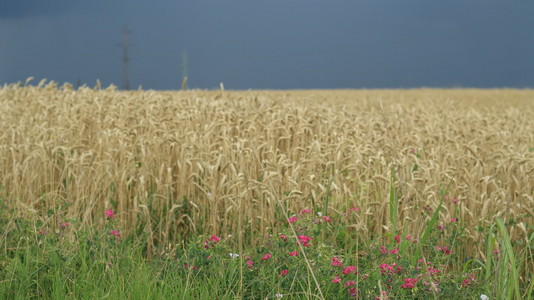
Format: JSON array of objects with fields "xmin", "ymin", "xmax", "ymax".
[{"xmin": 118, "ymin": 26, "xmax": 133, "ymax": 90}]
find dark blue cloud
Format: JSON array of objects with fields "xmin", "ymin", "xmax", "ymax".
[
  {"xmin": 1, "ymin": 0, "xmax": 533, "ymax": 89},
  {"xmin": 0, "ymin": 1, "xmax": 82, "ymax": 18}
]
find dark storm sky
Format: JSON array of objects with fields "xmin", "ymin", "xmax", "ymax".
[{"xmin": 1, "ymin": 1, "xmax": 533, "ymax": 90}]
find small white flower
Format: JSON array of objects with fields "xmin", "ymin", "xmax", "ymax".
[
  {"xmin": 229, "ymin": 253, "xmax": 239, "ymax": 258},
  {"xmin": 317, "ymin": 212, "xmax": 323, "ymax": 217},
  {"xmin": 480, "ymin": 295, "xmax": 489, "ymax": 300},
  {"xmin": 275, "ymin": 293, "xmax": 283, "ymax": 298}
]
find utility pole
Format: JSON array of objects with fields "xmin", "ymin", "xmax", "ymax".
[
  {"xmin": 118, "ymin": 26, "xmax": 133, "ymax": 90},
  {"xmin": 181, "ymin": 50, "xmax": 188, "ymax": 90}
]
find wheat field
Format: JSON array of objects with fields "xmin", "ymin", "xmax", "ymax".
[{"xmin": 1, "ymin": 82, "xmax": 533, "ymax": 258}]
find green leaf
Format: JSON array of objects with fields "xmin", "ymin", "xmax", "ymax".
[{"xmin": 495, "ymin": 218, "xmax": 521, "ymax": 300}]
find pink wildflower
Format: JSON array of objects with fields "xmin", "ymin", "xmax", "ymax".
[
  {"xmin": 246, "ymin": 260, "xmax": 254, "ymax": 268},
  {"xmin": 60, "ymin": 222, "xmax": 71, "ymax": 229},
  {"xmin": 279, "ymin": 269, "xmax": 288, "ymax": 276},
  {"xmin": 428, "ymin": 267, "xmax": 441, "ymax": 276},
  {"xmin": 288, "ymin": 216, "xmax": 299, "ymax": 223},
  {"xmin": 332, "ymin": 276, "xmax": 342, "ymax": 283},
  {"xmin": 39, "ymin": 229, "xmax": 47, "ymax": 235},
  {"xmin": 450, "ymin": 218, "xmax": 457, "ymax": 223},
  {"xmin": 401, "ymin": 278, "xmax": 418, "ymax": 289},
  {"xmin": 297, "ymin": 235, "xmax": 312, "ymax": 247},
  {"xmin": 348, "ymin": 287, "xmax": 359, "ymax": 296},
  {"xmin": 379, "ymin": 246, "xmax": 388, "ymax": 255},
  {"xmin": 462, "ymin": 278, "xmax": 471, "ymax": 287},
  {"xmin": 438, "ymin": 246, "xmax": 451, "ymax": 255},
  {"xmin": 289, "ymin": 251, "xmax": 299, "ymax": 256},
  {"xmin": 392, "ymin": 262, "xmax": 403, "ymax": 274},
  {"xmin": 301, "ymin": 209, "xmax": 312, "ymax": 214},
  {"xmin": 437, "ymin": 224, "xmax": 444, "ymax": 230},
  {"xmin": 390, "ymin": 248, "xmax": 399, "ymax": 255},
  {"xmin": 110, "ymin": 230, "xmax": 121, "ymax": 239},
  {"xmin": 204, "ymin": 235, "xmax": 221, "ymax": 249},
  {"xmin": 280, "ymin": 234, "xmax": 288, "ymax": 241},
  {"xmin": 321, "ymin": 216, "xmax": 331, "ymax": 222},
  {"xmin": 342, "ymin": 266, "xmax": 357, "ymax": 274},
  {"xmin": 331, "ymin": 256, "xmax": 343, "ymax": 267},
  {"xmin": 344, "ymin": 280, "xmax": 355, "ymax": 287},
  {"xmin": 379, "ymin": 263, "xmax": 394, "ymax": 275},
  {"xmin": 349, "ymin": 207, "xmax": 360, "ymax": 213},
  {"xmin": 261, "ymin": 253, "xmax": 271, "ymax": 260},
  {"xmin": 453, "ymin": 197, "xmax": 459, "ymax": 204},
  {"xmin": 105, "ymin": 209, "xmax": 115, "ymax": 218},
  {"xmin": 406, "ymin": 235, "xmax": 413, "ymax": 240}
]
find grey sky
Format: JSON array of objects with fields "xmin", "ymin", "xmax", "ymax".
[{"xmin": 1, "ymin": 1, "xmax": 533, "ymax": 90}]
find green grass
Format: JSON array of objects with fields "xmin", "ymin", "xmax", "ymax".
[{"xmin": 1, "ymin": 201, "xmax": 531, "ymax": 300}]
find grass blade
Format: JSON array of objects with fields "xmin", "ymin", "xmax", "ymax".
[{"xmin": 495, "ymin": 217, "xmax": 521, "ymax": 300}]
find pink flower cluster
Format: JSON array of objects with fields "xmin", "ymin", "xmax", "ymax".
[
  {"xmin": 435, "ymin": 245, "xmax": 451, "ymax": 255},
  {"xmin": 105, "ymin": 209, "xmax": 115, "ymax": 218},
  {"xmin": 330, "ymin": 257, "xmax": 361, "ymax": 298},
  {"xmin": 461, "ymin": 274, "xmax": 477, "ymax": 287},
  {"xmin": 204, "ymin": 235, "xmax": 221, "ymax": 249},
  {"xmin": 427, "ymin": 267, "xmax": 441, "ymax": 276},
  {"xmin": 297, "ymin": 235, "xmax": 312, "ymax": 247},
  {"xmin": 379, "ymin": 263, "xmax": 402, "ymax": 275},
  {"xmin": 287, "ymin": 216, "xmax": 299, "ymax": 224},
  {"xmin": 348, "ymin": 207, "xmax": 360, "ymax": 213},
  {"xmin": 401, "ymin": 277, "xmax": 418, "ymax": 289},
  {"xmin": 379, "ymin": 246, "xmax": 399, "ymax": 255},
  {"xmin": 342, "ymin": 266, "xmax": 358, "ymax": 275},
  {"xmin": 110, "ymin": 230, "xmax": 121, "ymax": 239},
  {"xmin": 331, "ymin": 256, "xmax": 343, "ymax": 267}
]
